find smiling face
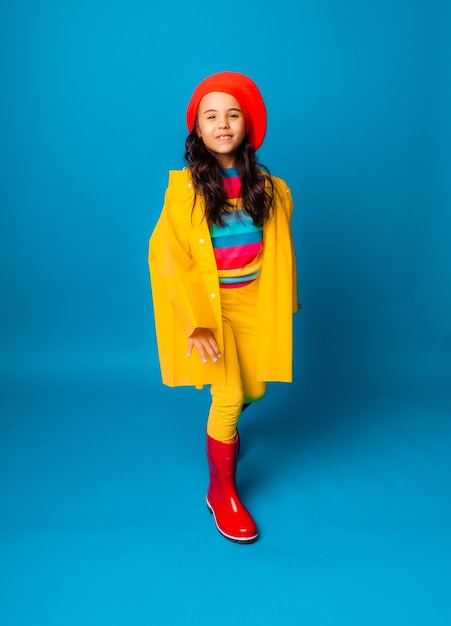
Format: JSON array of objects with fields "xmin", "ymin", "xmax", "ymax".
[{"xmin": 196, "ymin": 91, "xmax": 246, "ymax": 168}]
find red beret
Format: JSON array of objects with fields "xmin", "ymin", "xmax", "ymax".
[{"xmin": 186, "ymin": 71, "xmax": 267, "ymax": 151}]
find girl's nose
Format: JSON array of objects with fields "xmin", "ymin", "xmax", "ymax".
[{"xmin": 218, "ymin": 117, "xmax": 229, "ymax": 128}]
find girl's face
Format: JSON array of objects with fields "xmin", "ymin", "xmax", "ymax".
[{"xmin": 196, "ymin": 91, "xmax": 246, "ymax": 168}]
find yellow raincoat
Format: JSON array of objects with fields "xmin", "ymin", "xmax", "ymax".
[{"xmin": 148, "ymin": 168, "xmax": 298, "ymax": 389}]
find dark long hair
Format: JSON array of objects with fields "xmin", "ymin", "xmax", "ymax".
[{"xmin": 184, "ymin": 130, "xmax": 274, "ymax": 227}]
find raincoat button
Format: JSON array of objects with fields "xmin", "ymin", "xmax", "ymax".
[
  {"xmin": 199, "ymin": 238, "xmax": 204, "ymax": 244},
  {"xmin": 211, "ymin": 293, "xmax": 216, "ymax": 298},
  {"xmin": 188, "ymin": 183, "xmax": 192, "ymax": 188}
]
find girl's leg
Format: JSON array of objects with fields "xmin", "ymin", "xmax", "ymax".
[
  {"xmin": 204, "ymin": 282, "xmax": 264, "ymax": 543},
  {"xmin": 206, "ymin": 318, "xmax": 258, "ymax": 543},
  {"xmin": 207, "ymin": 279, "xmax": 265, "ymax": 442},
  {"xmin": 235, "ymin": 326, "xmax": 266, "ymax": 404},
  {"xmin": 229, "ymin": 279, "xmax": 266, "ymax": 404},
  {"xmin": 207, "ymin": 318, "xmax": 243, "ymax": 444}
]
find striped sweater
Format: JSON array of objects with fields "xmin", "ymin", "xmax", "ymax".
[{"xmin": 210, "ymin": 168, "xmax": 264, "ymax": 288}]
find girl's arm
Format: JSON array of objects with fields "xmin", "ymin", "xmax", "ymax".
[{"xmin": 149, "ymin": 172, "xmax": 220, "ymax": 364}]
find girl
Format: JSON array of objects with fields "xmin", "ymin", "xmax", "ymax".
[{"xmin": 149, "ymin": 71, "xmax": 298, "ymax": 543}]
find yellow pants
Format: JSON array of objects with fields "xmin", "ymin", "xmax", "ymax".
[{"xmin": 207, "ymin": 279, "xmax": 266, "ymax": 443}]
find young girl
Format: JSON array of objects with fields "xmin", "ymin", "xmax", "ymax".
[{"xmin": 149, "ymin": 71, "xmax": 298, "ymax": 543}]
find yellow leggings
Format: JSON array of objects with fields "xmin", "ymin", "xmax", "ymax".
[{"xmin": 207, "ymin": 279, "xmax": 266, "ymax": 443}]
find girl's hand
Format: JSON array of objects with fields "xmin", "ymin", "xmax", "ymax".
[{"xmin": 187, "ymin": 328, "xmax": 221, "ymax": 364}]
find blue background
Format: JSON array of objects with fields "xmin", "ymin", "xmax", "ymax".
[{"xmin": 1, "ymin": 1, "xmax": 450, "ymax": 624}]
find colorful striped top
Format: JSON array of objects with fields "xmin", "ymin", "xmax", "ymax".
[{"xmin": 210, "ymin": 168, "xmax": 264, "ymax": 289}]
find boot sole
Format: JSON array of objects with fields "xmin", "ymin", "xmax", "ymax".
[{"xmin": 206, "ymin": 497, "xmax": 259, "ymax": 544}]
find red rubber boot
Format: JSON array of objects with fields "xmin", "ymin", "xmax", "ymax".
[{"xmin": 206, "ymin": 434, "xmax": 258, "ymax": 543}]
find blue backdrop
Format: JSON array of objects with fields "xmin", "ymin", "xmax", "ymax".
[{"xmin": 1, "ymin": 1, "xmax": 450, "ymax": 625}]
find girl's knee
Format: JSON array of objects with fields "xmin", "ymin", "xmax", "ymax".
[
  {"xmin": 210, "ymin": 385, "xmax": 244, "ymax": 414},
  {"xmin": 243, "ymin": 383, "xmax": 266, "ymax": 404}
]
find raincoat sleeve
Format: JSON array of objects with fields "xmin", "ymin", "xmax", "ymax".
[{"xmin": 148, "ymin": 171, "xmax": 218, "ymax": 340}]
